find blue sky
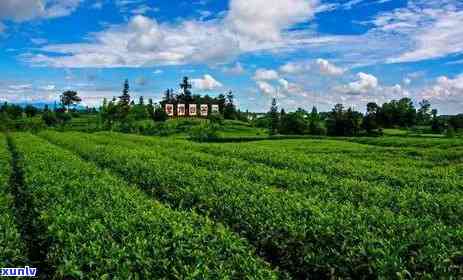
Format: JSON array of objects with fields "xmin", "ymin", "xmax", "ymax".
[{"xmin": 0, "ymin": 0, "xmax": 462, "ymax": 114}]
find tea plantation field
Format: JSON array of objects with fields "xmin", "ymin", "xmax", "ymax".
[{"xmin": 1, "ymin": 131, "xmax": 462, "ymax": 279}]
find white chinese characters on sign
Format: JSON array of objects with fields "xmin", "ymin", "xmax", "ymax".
[
  {"xmin": 189, "ymin": 104, "xmax": 197, "ymax": 116},
  {"xmin": 200, "ymin": 104, "xmax": 208, "ymax": 116},
  {"xmin": 178, "ymin": 104, "xmax": 185, "ymax": 116},
  {"xmin": 212, "ymin": 104, "xmax": 219, "ymax": 114},
  {"xmin": 165, "ymin": 104, "xmax": 174, "ymax": 116}
]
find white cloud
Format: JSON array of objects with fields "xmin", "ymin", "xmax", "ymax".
[
  {"xmin": 257, "ymin": 81, "xmax": 276, "ymax": 96},
  {"xmin": 316, "ymin": 58, "xmax": 345, "ymax": 76},
  {"xmin": 279, "ymin": 61, "xmax": 310, "ymax": 74},
  {"xmin": 371, "ymin": 0, "xmax": 463, "ymax": 63},
  {"xmin": 24, "ymin": 0, "xmax": 334, "ymax": 68},
  {"xmin": 0, "ymin": 0, "xmax": 83, "ymax": 22},
  {"xmin": 222, "ymin": 62, "xmax": 245, "ymax": 75},
  {"xmin": 192, "ymin": 74, "xmax": 223, "ymax": 91},
  {"xmin": 421, "ymin": 74, "xmax": 463, "ymax": 101},
  {"xmin": 153, "ymin": 69, "xmax": 163, "ymax": 74},
  {"xmin": 278, "ymin": 78, "xmax": 289, "ymax": 90},
  {"xmin": 135, "ymin": 77, "xmax": 148, "ymax": 86},
  {"xmin": 335, "ymin": 72, "xmax": 379, "ymax": 95},
  {"xmin": 253, "ymin": 69, "xmax": 280, "ymax": 81},
  {"xmin": 39, "ymin": 84, "xmax": 56, "ymax": 91},
  {"xmin": 226, "ymin": 0, "xmax": 318, "ymax": 42},
  {"xmin": 31, "ymin": 38, "xmax": 48, "ymax": 45},
  {"xmin": 8, "ymin": 84, "xmax": 32, "ymax": 91},
  {"xmin": 131, "ymin": 4, "xmax": 159, "ymax": 15},
  {"xmin": 25, "ymin": 15, "xmax": 240, "ymax": 67}
]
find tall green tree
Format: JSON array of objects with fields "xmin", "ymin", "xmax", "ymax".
[
  {"xmin": 25, "ymin": 105, "xmax": 39, "ymax": 118},
  {"xmin": 216, "ymin": 94, "xmax": 226, "ymax": 114},
  {"xmin": 417, "ymin": 99, "xmax": 432, "ymax": 125},
  {"xmin": 224, "ymin": 91, "xmax": 237, "ymax": 119},
  {"xmin": 268, "ymin": 98, "xmax": 279, "ymax": 135},
  {"xmin": 60, "ymin": 91, "xmax": 82, "ymax": 112},
  {"xmin": 118, "ymin": 80, "xmax": 131, "ymax": 121},
  {"xmin": 179, "ymin": 77, "xmax": 193, "ymax": 103},
  {"xmin": 362, "ymin": 102, "xmax": 380, "ymax": 133}
]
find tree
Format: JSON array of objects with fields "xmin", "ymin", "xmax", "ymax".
[
  {"xmin": 162, "ymin": 89, "xmax": 175, "ymax": 103},
  {"xmin": 280, "ymin": 110, "xmax": 309, "ymax": 135},
  {"xmin": 118, "ymin": 80, "xmax": 132, "ymax": 121},
  {"xmin": 448, "ymin": 114, "xmax": 463, "ymax": 130},
  {"xmin": 326, "ymin": 104, "xmax": 363, "ymax": 136},
  {"xmin": 179, "ymin": 77, "xmax": 193, "ymax": 103},
  {"xmin": 268, "ymin": 98, "xmax": 279, "ymax": 135},
  {"xmin": 119, "ymin": 80, "xmax": 131, "ymax": 106},
  {"xmin": 362, "ymin": 102, "xmax": 380, "ymax": 133},
  {"xmin": 100, "ymin": 98, "xmax": 119, "ymax": 129},
  {"xmin": 216, "ymin": 94, "xmax": 226, "ymax": 114},
  {"xmin": 224, "ymin": 91, "xmax": 237, "ymax": 119},
  {"xmin": 377, "ymin": 98, "xmax": 416, "ymax": 128},
  {"xmin": 1, "ymin": 103, "xmax": 23, "ymax": 119},
  {"xmin": 397, "ymin": 98, "xmax": 417, "ymax": 127},
  {"xmin": 417, "ymin": 99, "xmax": 432, "ymax": 125},
  {"xmin": 42, "ymin": 105, "xmax": 58, "ymax": 126},
  {"xmin": 431, "ymin": 109, "xmax": 445, "ymax": 134},
  {"xmin": 130, "ymin": 102, "xmax": 148, "ymax": 121},
  {"xmin": 152, "ymin": 105, "xmax": 168, "ymax": 122},
  {"xmin": 345, "ymin": 108, "xmax": 363, "ymax": 136},
  {"xmin": 54, "ymin": 107, "xmax": 71, "ymax": 125},
  {"xmin": 24, "ymin": 105, "xmax": 39, "ymax": 118},
  {"xmin": 60, "ymin": 91, "xmax": 82, "ymax": 112}
]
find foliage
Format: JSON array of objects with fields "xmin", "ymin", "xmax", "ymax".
[
  {"xmin": 188, "ymin": 123, "xmax": 220, "ymax": 142},
  {"xmin": 60, "ymin": 90, "xmax": 82, "ymax": 112},
  {"xmin": 24, "ymin": 105, "xmax": 39, "ymax": 118},
  {"xmin": 208, "ymin": 113, "xmax": 224, "ymax": 125},
  {"xmin": 41, "ymin": 108, "xmax": 58, "ymax": 127},
  {"xmin": 446, "ymin": 125, "xmax": 456, "ymax": 138},
  {"xmin": 279, "ymin": 110, "xmax": 309, "ymax": 135},
  {"xmin": 417, "ymin": 99, "xmax": 432, "ymax": 125},
  {"xmin": 268, "ymin": 98, "xmax": 279, "ymax": 135},
  {"xmin": 448, "ymin": 114, "xmax": 463, "ymax": 130},
  {"xmin": 12, "ymin": 133, "xmax": 278, "ymax": 279},
  {"xmin": 0, "ymin": 134, "xmax": 27, "ymax": 267},
  {"xmin": 129, "ymin": 103, "xmax": 149, "ymax": 121},
  {"xmin": 0, "ymin": 102, "xmax": 23, "ymax": 120},
  {"xmin": 378, "ymin": 98, "xmax": 417, "ymax": 128},
  {"xmin": 117, "ymin": 79, "xmax": 131, "ymax": 121},
  {"xmin": 152, "ymin": 106, "xmax": 168, "ymax": 122},
  {"xmin": 223, "ymin": 91, "xmax": 237, "ymax": 120},
  {"xmin": 326, "ymin": 104, "xmax": 363, "ymax": 136},
  {"xmin": 362, "ymin": 102, "xmax": 380, "ymax": 133},
  {"xmin": 54, "ymin": 107, "xmax": 72, "ymax": 125},
  {"xmin": 41, "ymin": 131, "xmax": 463, "ymax": 279}
]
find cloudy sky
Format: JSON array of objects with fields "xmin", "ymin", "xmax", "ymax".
[{"xmin": 0, "ymin": 0, "xmax": 462, "ymax": 114}]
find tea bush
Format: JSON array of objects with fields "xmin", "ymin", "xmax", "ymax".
[{"xmin": 12, "ymin": 133, "xmax": 278, "ymax": 279}]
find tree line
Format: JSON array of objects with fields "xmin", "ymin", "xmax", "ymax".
[
  {"xmin": 261, "ymin": 97, "xmax": 460, "ymax": 137},
  {"xmin": 1, "ymin": 78, "xmax": 462, "ymax": 137}
]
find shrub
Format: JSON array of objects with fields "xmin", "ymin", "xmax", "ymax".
[
  {"xmin": 12, "ymin": 133, "xmax": 278, "ymax": 279},
  {"xmin": 0, "ymin": 134, "xmax": 27, "ymax": 267},
  {"xmin": 41, "ymin": 131, "xmax": 463, "ymax": 279},
  {"xmin": 188, "ymin": 124, "xmax": 219, "ymax": 142}
]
